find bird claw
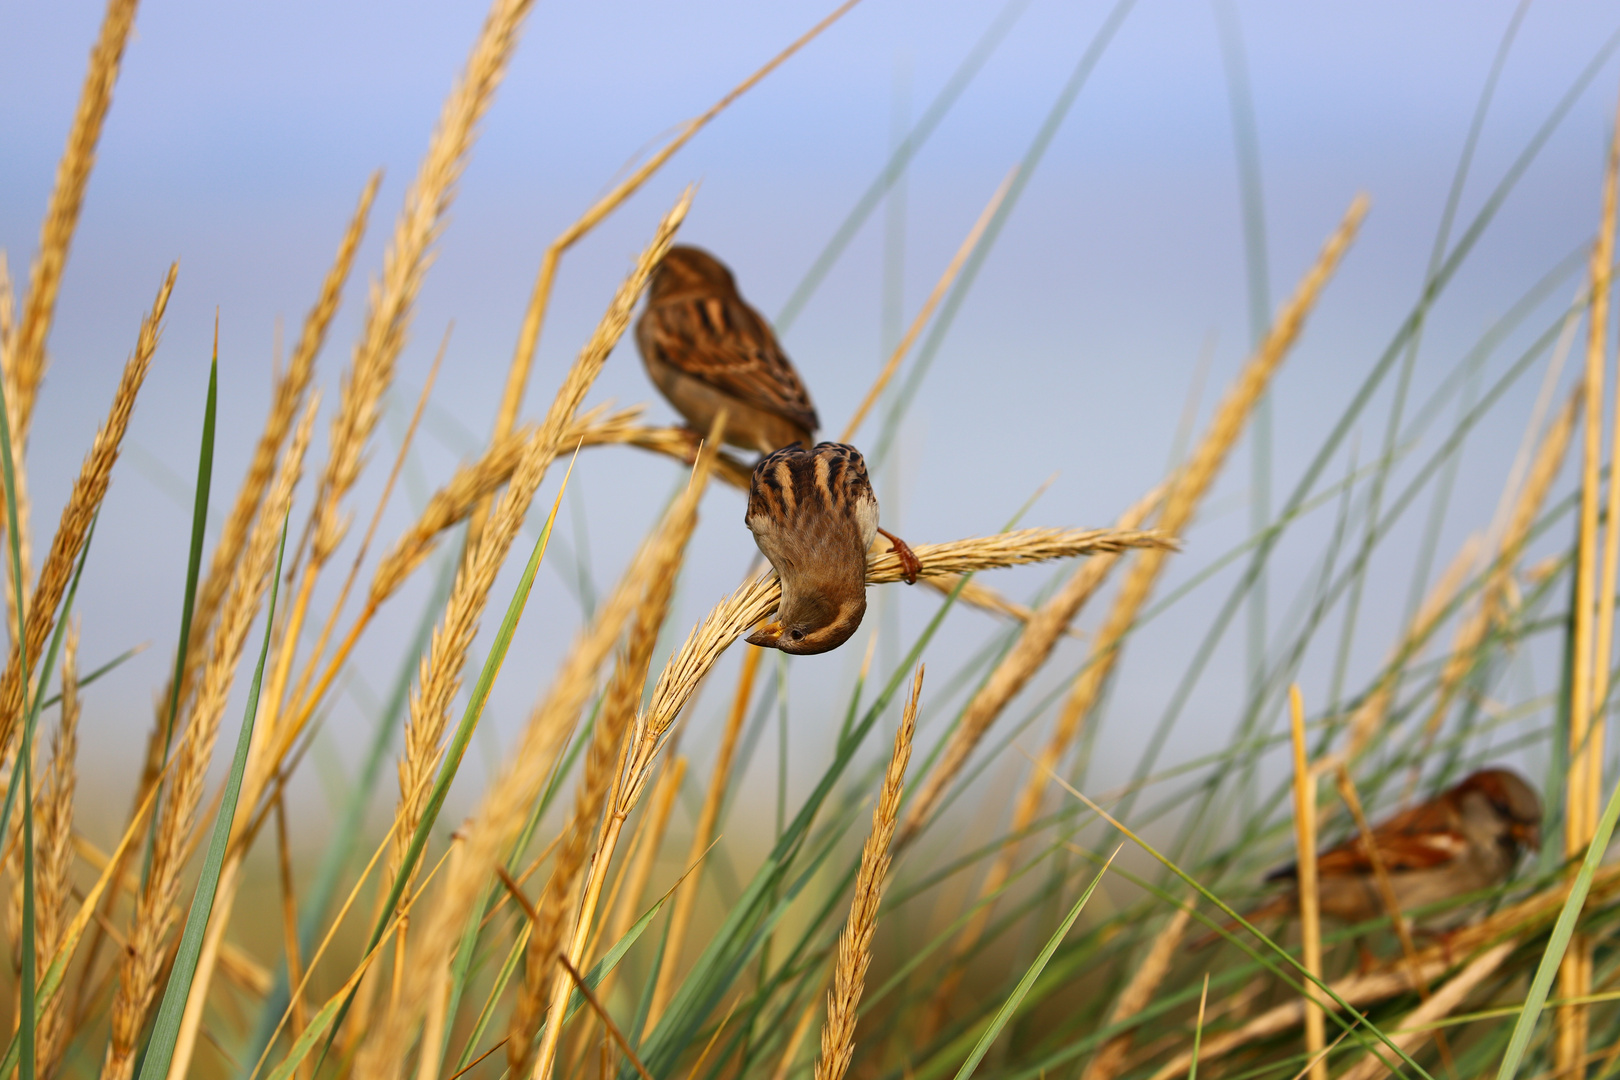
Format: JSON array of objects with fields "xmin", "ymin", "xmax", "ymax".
[{"xmin": 879, "ymin": 528, "xmax": 921, "ymax": 585}]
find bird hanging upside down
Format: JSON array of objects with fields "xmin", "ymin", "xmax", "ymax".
[{"xmin": 745, "ymin": 442, "xmax": 920, "ymax": 655}]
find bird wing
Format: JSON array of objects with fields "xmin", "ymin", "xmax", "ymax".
[
  {"xmin": 646, "ymin": 293, "xmax": 819, "ymax": 434},
  {"xmin": 1265, "ymin": 798, "xmax": 1469, "ymax": 881},
  {"xmin": 1317, "ymin": 798, "xmax": 1470, "ymax": 875}
]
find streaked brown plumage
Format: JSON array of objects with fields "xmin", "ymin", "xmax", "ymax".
[
  {"xmin": 637, "ymin": 245, "xmax": 819, "ymax": 455},
  {"xmin": 745, "ymin": 442, "xmax": 919, "ymax": 655},
  {"xmin": 1196, "ymin": 768, "xmax": 1541, "ymax": 948}
]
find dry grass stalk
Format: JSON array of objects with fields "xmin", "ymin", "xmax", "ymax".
[
  {"xmin": 904, "ymin": 202, "xmax": 1368, "ymax": 1031},
  {"xmin": 839, "ymin": 168, "xmax": 1016, "ymax": 443},
  {"xmin": 487, "ymin": 0, "xmax": 864, "ymax": 457},
  {"xmin": 813, "ymin": 666, "xmax": 921, "ymax": 1080},
  {"xmin": 386, "ymin": 194, "xmax": 689, "ymax": 913},
  {"xmin": 10, "ymin": 0, "xmax": 140, "ymax": 441},
  {"xmin": 1078, "ymin": 905, "xmax": 1194, "ymax": 1080},
  {"xmin": 899, "ymin": 486, "xmax": 1164, "ymax": 847},
  {"xmin": 1565, "ymin": 91, "xmax": 1620, "ymax": 1080},
  {"xmin": 1333, "ymin": 767, "xmax": 1427, "ymax": 1006},
  {"xmin": 1417, "ymin": 385, "xmax": 1581, "ymax": 757},
  {"xmin": 1336, "ymin": 947, "xmax": 1513, "ymax": 1080},
  {"xmin": 366, "ymin": 436, "xmax": 705, "ymax": 1080},
  {"xmin": 273, "ymin": 798, "xmax": 310, "ymax": 1080},
  {"xmin": 102, "ymin": 393, "xmax": 313, "ymax": 1080},
  {"xmin": 592, "ymin": 753, "xmax": 687, "ymax": 996},
  {"xmin": 645, "ymin": 642, "xmax": 763, "ymax": 1029},
  {"xmin": 517, "ymin": 431, "xmax": 718, "ymax": 1080},
  {"xmin": 365, "ymin": 400, "xmax": 642, "ymax": 614},
  {"xmin": 34, "ymin": 623, "xmax": 79, "ymax": 1076},
  {"xmin": 196, "ymin": 173, "xmax": 379, "ymax": 694},
  {"xmin": 1143, "ymin": 951, "xmax": 1460, "ymax": 1080},
  {"xmin": 281, "ymin": 321, "xmax": 449, "ymax": 760},
  {"xmin": 1041, "ymin": 194, "xmax": 1367, "ymax": 783},
  {"xmin": 387, "ymin": 424, "xmax": 552, "ymax": 903},
  {"xmin": 285, "ymin": 195, "xmax": 690, "ymax": 791},
  {"xmin": 1561, "ymin": 92, "xmax": 1620, "ymax": 1078},
  {"xmin": 309, "ymin": 0, "xmax": 539, "ymax": 572},
  {"xmin": 1288, "ymin": 685, "xmax": 1327, "ymax": 1080},
  {"xmin": 0, "ymin": 264, "xmax": 174, "ymax": 769}
]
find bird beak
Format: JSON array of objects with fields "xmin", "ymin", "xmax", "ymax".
[
  {"xmin": 1512, "ymin": 821, "xmax": 1541, "ymax": 853},
  {"xmin": 746, "ymin": 621, "xmax": 783, "ymax": 649}
]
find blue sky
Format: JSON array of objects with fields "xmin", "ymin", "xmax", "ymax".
[{"xmin": 4, "ymin": 0, "xmax": 1618, "ymax": 827}]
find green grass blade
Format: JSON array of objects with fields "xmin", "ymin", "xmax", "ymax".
[
  {"xmin": 161, "ymin": 351, "xmax": 216, "ymax": 764},
  {"xmin": 319, "ymin": 474, "xmax": 567, "ymax": 1059},
  {"xmin": 1496, "ymin": 777, "xmax": 1620, "ymax": 1080},
  {"xmin": 37, "ymin": 643, "xmax": 142, "ymax": 710},
  {"xmin": 136, "ymin": 516, "xmax": 288, "ymax": 1080},
  {"xmin": 774, "ymin": 0, "xmax": 1033, "ymax": 332},
  {"xmin": 20, "ymin": 729, "xmax": 35, "ymax": 1080},
  {"xmin": 140, "ymin": 353, "xmax": 216, "ymax": 893},
  {"xmin": 950, "ymin": 850, "xmax": 1117, "ymax": 1080}
]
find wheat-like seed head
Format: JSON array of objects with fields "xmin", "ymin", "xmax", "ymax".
[
  {"xmin": 360, "ymin": 459, "xmax": 683, "ymax": 1080},
  {"xmin": 35, "ymin": 621, "xmax": 79, "ymax": 1077},
  {"xmin": 189, "ymin": 173, "xmax": 379, "ymax": 694},
  {"xmin": 10, "ymin": 0, "xmax": 140, "ymax": 443},
  {"xmin": 0, "ymin": 264, "xmax": 174, "ymax": 771},
  {"xmin": 617, "ymin": 526, "xmax": 1171, "ymax": 813},
  {"xmin": 311, "ymin": 0, "xmax": 540, "ymax": 568},
  {"xmin": 813, "ymin": 666, "xmax": 920, "ymax": 1080}
]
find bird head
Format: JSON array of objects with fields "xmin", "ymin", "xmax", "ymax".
[{"xmin": 746, "ymin": 592, "xmax": 866, "ymax": 656}]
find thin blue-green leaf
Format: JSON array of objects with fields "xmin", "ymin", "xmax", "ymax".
[
  {"xmin": 137, "ymin": 517, "xmax": 288, "ymax": 1080},
  {"xmin": 951, "ymin": 851, "xmax": 1117, "ymax": 1080}
]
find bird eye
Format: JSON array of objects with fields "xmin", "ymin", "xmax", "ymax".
[{"xmin": 790, "ymin": 629, "xmax": 804, "ymax": 641}]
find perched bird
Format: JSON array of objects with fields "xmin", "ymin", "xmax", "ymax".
[
  {"xmin": 745, "ymin": 442, "xmax": 920, "ymax": 655},
  {"xmin": 1197, "ymin": 768, "xmax": 1541, "ymax": 947},
  {"xmin": 637, "ymin": 245, "xmax": 820, "ymax": 455}
]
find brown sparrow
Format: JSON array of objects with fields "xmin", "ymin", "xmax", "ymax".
[
  {"xmin": 745, "ymin": 442, "xmax": 920, "ymax": 655},
  {"xmin": 1198, "ymin": 768, "xmax": 1542, "ymax": 946},
  {"xmin": 637, "ymin": 245, "xmax": 820, "ymax": 455}
]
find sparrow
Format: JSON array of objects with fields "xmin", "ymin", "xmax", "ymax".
[
  {"xmin": 1197, "ymin": 768, "xmax": 1541, "ymax": 947},
  {"xmin": 637, "ymin": 245, "xmax": 820, "ymax": 456},
  {"xmin": 744, "ymin": 442, "xmax": 920, "ymax": 655}
]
